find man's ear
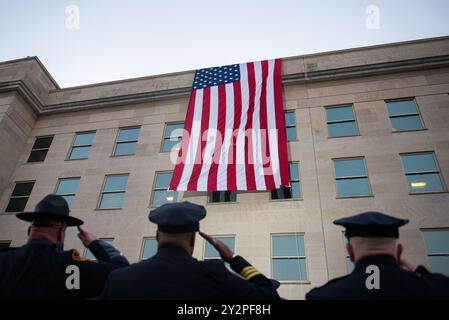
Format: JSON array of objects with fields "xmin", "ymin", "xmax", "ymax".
[
  {"xmin": 396, "ymin": 243, "xmax": 404, "ymax": 262},
  {"xmin": 347, "ymin": 242, "xmax": 355, "ymax": 262},
  {"xmin": 57, "ymin": 226, "xmax": 66, "ymax": 242}
]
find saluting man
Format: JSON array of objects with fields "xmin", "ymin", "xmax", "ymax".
[
  {"xmin": 306, "ymin": 211, "xmax": 449, "ymax": 300},
  {"xmin": 100, "ymin": 201, "xmax": 281, "ymax": 300},
  {"xmin": 0, "ymin": 194, "xmax": 130, "ymax": 300}
]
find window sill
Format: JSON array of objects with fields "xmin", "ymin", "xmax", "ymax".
[
  {"xmin": 65, "ymin": 158, "xmax": 88, "ymax": 161},
  {"xmin": 328, "ymin": 134, "xmax": 361, "ymax": 139},
  {"xmin": 110, "ymin": 154, "xmax": 136, "ymax": 158},
  {"xmin": 392, "ymin": 128, "xmax": 427, "ymax": 133},
  {"xmin": 336, "ymin": 195, "xmax": 374, "ymax": 199},
  {"xmin": 408, "ymin": 191, "xmax": 448, "ymax": 195},
  {"xmin": 206, "ymin": 201, "xmax": 239, "ymax": 206},
  {"xmin": 269, "ymin": 198, "xmax": 303, "ymax": 202},
  {"xmin": 277, "ymin": 280, "xmax": 311, "ymax": 285},
  {"xmin": 94, "ymin": 208, "xmax": 123, "ymax": 211}
]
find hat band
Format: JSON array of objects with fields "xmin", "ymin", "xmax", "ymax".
[
  {"xmin": 157, "ymin": 223, "xmax": 199, "ymax": 234},
  {"xmin": 345, "ymin": 227, "xmax": 399, "ymax": 239}
]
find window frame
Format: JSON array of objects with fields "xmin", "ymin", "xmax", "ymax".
[
  {"xmin": 66, "ymin": 131, "xmax": 96, "ymax": 161},
  {"xmin": 5, "ymin": 180, "xmax": 36, "ymax": 213},
  {"xmin": 202, "ymin": 234, "xmax": 236, "ymax": 261},
  {"xmin": 112, "ymin": 126, "xmax": 141, "ymax": 157},
  {"xmin": 399, "ymin": 151, "xmax": 446, "ymax": 194},
  {"xmin": 270, "ymin": 233, "xmax": 309, "ymax": 284},
  {"xmin": 385, "ymin": 98, "xmax": 426, "ymax": 133},
  {"xmin": 140, "ymin": 237, "xmax": 158, "ymax": 261},
  {"xmin": 325, "ymin": 104, "xmax": 360, "ymax": 138},
  {"xmin": 421, "ymin": 228, "xmax": 449, "ymax": 275},
  {"xmin": 160, "ymin": 121, "xmax": 184, "ymax": 153},
  {"xmin": 332, "ymin": 156, "xmax": 373, "ymax": 198},
  {"xmin": 149, "ymin": 170, "xmax": 178, "ymax": 208},
  {"xmin": 269, "ymin": 161, "xmax": 302, "ymax": 201},
  {"xmin": 54, "ymin": 177, "xmax": 81, "ymax": 208},
  {"xmin": 0, "ymin": 240, "xmax": 12, "ymax": 250},
  {"xmin": 96, "ymin": 174, "xmax": 129, "ymax": 210},
  {"xmin": 83, "ymin": 238, "xmax": 114, "ymax": 260},
  {"xmin": 207, "ymin": 191, "xmax": 238, "ymax": 204},
  {"xmin": 284, "ymin": 110, "xmax": 298, "ymax": 142},
  {"xmin": 27, "ymin": 135, "xmax": 54, "ymax": 163}
]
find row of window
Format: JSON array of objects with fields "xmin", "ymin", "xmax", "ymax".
[
  {"xmin": 25, "ymin": 98, "xmax": 425, "ymax": 165},
  {"xmin": 3, "ymin": 230, "xmax": 446, "ymax": 280},
  {"xmin": 5, "ymin": 150, "xmax": 445, "ymax": 212}
]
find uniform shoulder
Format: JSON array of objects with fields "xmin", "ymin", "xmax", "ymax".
[
  {"xmin": 306, "ymin": 274, "xmax": 350, "ymax": 299},
  {"xmin": 0, "ymin": 247, "xmax": 18, "ymax": 254},
  {"xmin": 63, "ymin": 248, "xmax": 94, "ymax": 263}
]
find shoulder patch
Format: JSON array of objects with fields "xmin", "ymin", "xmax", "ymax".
[{"xmin": 71, "ymin": 249, "xmax": 89, "ymax": 262}]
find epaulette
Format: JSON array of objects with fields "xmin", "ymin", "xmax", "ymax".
[{"xmin": 71, "ymin": 249, "xmax": 91, "ymax": 262}]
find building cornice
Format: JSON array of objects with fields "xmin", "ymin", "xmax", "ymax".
[{"xmin": 1, "ymin": 54, "xmax": 449, "ymax": 115}]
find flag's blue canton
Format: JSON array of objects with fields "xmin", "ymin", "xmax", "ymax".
[{"xmin": 193, "ymin": 64, "xmax": 240, "ymax": 89}]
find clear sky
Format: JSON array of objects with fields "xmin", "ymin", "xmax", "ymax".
[{"xmin": 1, "ymin": 0, "xmax": 448, "ymax": 88}]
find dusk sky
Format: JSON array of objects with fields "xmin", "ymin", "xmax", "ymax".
[{"xmin": 1, "ymin": 0, "xmax": 448, "ymax": 87}]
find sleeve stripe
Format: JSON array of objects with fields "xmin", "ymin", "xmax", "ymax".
[
  {"xmin": 244, "ymin": 270, "xmax": 262, "ymax": 280},
  {"xmin": 240, "ymin": 266, "xmax": 257, "ymax": 277}
]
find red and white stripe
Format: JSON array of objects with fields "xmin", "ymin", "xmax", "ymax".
[{"xmin": 169, "ymin": 59, "xmax": 290, "ymax": 191}]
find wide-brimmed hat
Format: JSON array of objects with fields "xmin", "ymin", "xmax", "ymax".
[{"xmin": 16, "ymin": 194, "xmax": 83, "ymax": 227}]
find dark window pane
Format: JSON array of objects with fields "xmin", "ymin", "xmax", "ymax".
[
  {"xmin": 336, "ymin": 177, "xmax": 370, "ymax": 197},
  {"xmin": 423, "ymin": 231, "xmax": 449, "ymax": 254},
  {"xmin": 205, "ymin": 237, "xmax": 235, "ymax": 258},
  {"xmin": 162, "ymin": 138, "xmax": 182, "ymax": 152},
  {"xmin": 165, "ymin": 123, "xmax": 184, "ymax": 137},
  {"xmin": 27, "ymin": 150, "xmax": 49, "ymax": 162},
  {"xmin": 32, "ymin": 136, "xmax": 53, "ymax": 149},
  {"xmin": 5, "ymin": 198, "xmax": 29, "ymax": 212},
  {"xmin": 286, "ymin": 127, "xmax": 297, "ymax": 141},
  {"xmin": 69, "ymin": 146, "xmax": 91, "ymax": 160},
  {"xmin": 406, "ymin": 174, "xmax": 444, "ymax": 193},
  {"xmin": 334, "ymin": 159, "xmax": 366, "ymax": 177},
  {"xmin": 326, "ymin": 106, "xmax": 354, "ymax": 122},
  {"xmin": 0, "ymin": 242, "xmax": 11, "ymax": 250},
  {"xmin": 273, "ymin": 235, "xmax": 305, "ymax": 256},
  {"xmin": 56, "ymin": 178, "xmax": 80, "ymax": 195},
  {"xmin": 155, "ymin": 172, "xmax": 173, "ymax": 189},
  {"xmin": 117, "ymin": 128, "xmax": 140, "ymax": 142},
  {"xmin": 11, "ymin": 182, "xmax": 35, "ymax": 197},
  {"xmin": 284, "ymin": 112, "xmax": 296, "ymax": 126},
  {"xmin": 151, "ymin": 190, "xmax": 177, "ymax": 207},
  {"xmin": 401, "ymin": 153, "xmax": 437, "ymax": 173},
  {"xmin": 141, "ymin": 239, "xmax": 158, "ymax": 260},
  {"xmin": 289, "ymin": 163, "xmax": 299, "ymax": 180},
  {"xmin": 428, "ymin": 256, "xmax": 449, "ymax": 277},
  {"xmin": 74, "ymin": 132, "xmax": 95, "ymax": 146},
  {"xmin": 99, "ymin": 193, "xmax": 125, "ymax": 209},
  {"xmin": 104, "ymin": 176, "xmax": 128, "ymax": 192},
  {"xmin": 390, "ymin": 115, "xmax": 423, "ymax": 132},
  {"xmin": 273, "ymin": 258, "xmax": 308, "ymax": 281},
  {"xmin": 386, "ymin": 100, "xmax": 417, "ymax": 116},
  {"xmin": 114, "ymin": 142, "xmax": 137, "ymax": 156},
  {"xmin": 328, "ymin": 121, "xmax": 358, "ymax": 137},
  {"xmin": 209, "ymin": 191, "xmax": 237, "ymax": 203},
  {"xmin": 271, "ymin": 186, "xmax": 291, "ymax": 200}
]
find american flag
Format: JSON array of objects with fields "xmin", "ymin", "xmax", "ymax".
[{"xmin": 169, "ymin": 59, "xmax": 290, "ymax": 191}]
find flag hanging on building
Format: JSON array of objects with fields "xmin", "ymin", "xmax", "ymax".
[{"xmin": 169, "ymin": 59, "xmax": 290, "ymax": 191}]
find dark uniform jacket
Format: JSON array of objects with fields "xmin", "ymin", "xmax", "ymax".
[
  {"xmin": 0, "ymin": 239, "xmax": 129, "ymax": 300},
  {"xmin": 100, "ymin": 245, "xmax": 280, "ymax": 300},
  {"xmin": 306, "ymin": 255, "xmax": 449, "ymax": 300}
]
